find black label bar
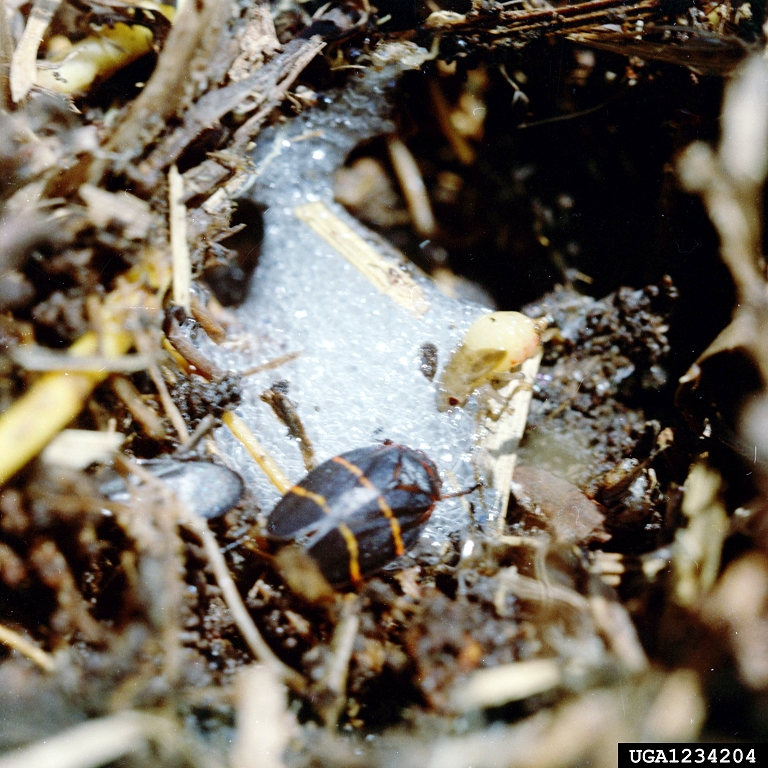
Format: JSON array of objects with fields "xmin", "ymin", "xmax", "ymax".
[{"xmin": 619, "ymin": 744, "xmax": 765, "ymax": 767}]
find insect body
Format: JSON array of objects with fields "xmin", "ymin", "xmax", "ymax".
[
  {"xmin": 437, "ymin": 311, "xmax": 540, "ymax": 410},
  {"xmin": 267, "ymin": 444, "xmax": 442, "ymax": 587}
]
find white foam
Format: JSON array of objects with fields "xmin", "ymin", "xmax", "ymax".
[{"xmin": 204, "ymin": 63, "xmax": 499, "ymax": 541}]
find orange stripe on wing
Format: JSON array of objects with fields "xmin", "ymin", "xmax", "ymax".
[
  {"xmin": 332, "ymin": 455, "xmax": 405, "ymax": 556},
  {"xmin": 337, "ymin": 523, "xmax": 361, "ymax": 586},
  {"xmin": 289, "ymin": 485, "xmax": 360, "ymax": 585},
  {"xmin": 288, "ymin": 485, "xmax": 331, "ymax": 514}
]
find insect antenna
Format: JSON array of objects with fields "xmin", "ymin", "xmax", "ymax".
[{"xmin": 441, "ymin": 482, "xmax": 481, "ymax": 500}]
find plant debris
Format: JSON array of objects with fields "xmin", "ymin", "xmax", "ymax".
[{"xmin": 1, "ymin": 1, "xmax": 768, "ymax": 766}]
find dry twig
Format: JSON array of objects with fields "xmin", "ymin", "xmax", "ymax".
[
  {"xmin": 0, "ymin": 623, "xmax": 56, "ymax": 672},
  {"xmin": 9, "ymin": 0, "xmax": 62, "ymax": 102}
]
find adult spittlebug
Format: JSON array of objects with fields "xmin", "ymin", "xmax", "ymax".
[
  {"xmin": 267, "ymin": 443, "xmax": 442, "ymax": 587},
  {"xmin": 437, "ymin": 311, "xmax": 540, "ymax": 410}
]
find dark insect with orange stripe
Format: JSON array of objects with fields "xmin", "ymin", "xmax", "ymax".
[{"xmin": 267, "ymin": 443, "xmax": 442, "ymax": 587}]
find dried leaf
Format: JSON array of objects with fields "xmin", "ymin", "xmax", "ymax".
[{"xmin": 513, "ymin": 465, "xmax": 610, "ymax": 544}]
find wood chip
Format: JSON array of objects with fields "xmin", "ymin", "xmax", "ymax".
[
  {"xmin": 138, "ymin": 36, "xmax": 324, "ymax": 192},
  {"xmin": 295, "ymin": 201, "xmax": 429, "ymax": 317}
]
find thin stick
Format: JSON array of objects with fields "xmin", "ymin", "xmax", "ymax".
[
  {"xmin": 135, "ymin": 332, "xmax": 190, "ymax": 444},
  {"xmin": 190, "ymin": 292, "xmax": 227, "ymax": 343},
  {"xmin": 173, "ymin": 412, "xmax": 216, "ymax": 456},
  {"xmin": 40, "ymin": 429, "xmax": 125, "ymax": 470},
  {"xmin": 260, "ymin": 385, "xmax": 316, "ymax": 472},
  {"xmin": 180, "ymin": 509, "xmax": 305, "ymax": 692},
  {"xmin": 451, "ymin": 658, "xmax": 562, "ymax": 710},
  {"xmin": 169, "ymin": 164, "xmax": 191, "ymax": 312},
  {"xmin": 223, "ymin": 411, "xmax": 291, "ymax": 493},
  {"xmin": 240, "ymin": 351, "xmax": 301, "ymax": 376},
  {"xmin": 0, "ymin": 623, "xmax": 55, "ymax": 672},
  {"xmin": 150, "ymin": 362, "xmax": 190, "ymax": 443},
  {"xmin": 427, "ymin": 79, "xmax": 476, "ymax": 165},
  {"xmin": 10, "ymin": 346, "xmax": 152, "ymax": 373},
  {"xmin": 111, "ymin": 376, "xmax": 167, "ymax": 440},
  {"xmin": 165, "ymin": 314, "xmax": 225, "ymax": 379},
  {"xmin": 315, "ymin": 594, "xmax": 359, "ymax": 727},
  {"xmin": 387, "ymin": 136, "xmax": 437, "ymax": 238}
]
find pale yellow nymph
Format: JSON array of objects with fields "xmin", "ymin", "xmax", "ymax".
[{"xmin": 437, "ymin": 311, "xmax": 540, "ymax": 410}]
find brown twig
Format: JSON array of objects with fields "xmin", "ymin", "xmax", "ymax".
[
  {"xmin": 165, "ymin": 313, "xmax": 226, "ymax": 380},
  {"xmin": 190, "ymin": 293, "xmax": 227, "ymax": 343},
  {"xmin": 0, "ymin": 711, "xmax": 211, "ymax": 768},
  {"xmin": 426, "ymin": 0, "xmax": 661, "ymax": 36},
  {"xmin": 260, "ymin": 383, "xmax": 316, "ymax": 472},
  {"xmin": 97, "ymin": 0, "xmax": 233, "ymax": 177},
  {"xmin": 173, "ymin": 412, "xmax": 217, "ymax": 456},
  {"xmin": 111, "ymin": 375, "xmax": 167, "ymax": 440},
  {"xmin": 134, "ymin": 331, "xmax": 191, "ymax": 444}
]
